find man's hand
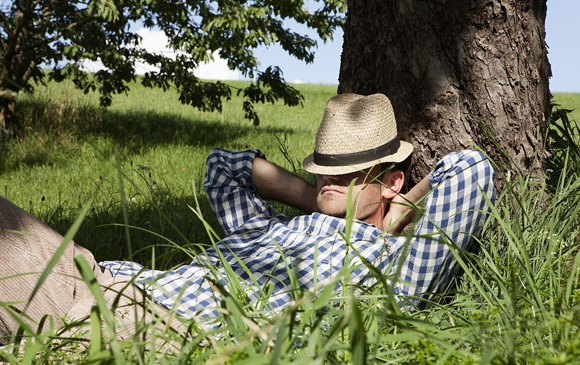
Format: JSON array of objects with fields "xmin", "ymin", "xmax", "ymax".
[
  {"xmin": 383, "ymin": 176, "xmax": 430, "ymax": 234},
  {"xmin": 252, "ymin": 157, "xmax": 318, "ymax": 214}
]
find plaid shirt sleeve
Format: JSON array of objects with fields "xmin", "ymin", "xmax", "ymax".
[
  {"xmin": 203, "ymin": 148, "xmax": 277, "ymax": 235},
  {"xmin": 101, "ymin": 149, "xmax": 495, "ymax": 318},
  {"xmin": 388, "ymin": 149, "xmax": 496, "ymax": 303}
]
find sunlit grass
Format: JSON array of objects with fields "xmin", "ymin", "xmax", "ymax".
[
  {"xmin": 1, "ymin": 80, "xmax": 335, "ymax": 263},
  {"xmin": 0, "ymin": 82, "xmax": 579, "ymax": 363},
  {"xmin": 553, "ymin": 92, "xmax": 580, "ymax": 123}
]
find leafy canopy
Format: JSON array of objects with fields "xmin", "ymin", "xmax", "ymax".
[{"xmin": 0, "ymin": 0, "xmax": 345, "ymax": 126}]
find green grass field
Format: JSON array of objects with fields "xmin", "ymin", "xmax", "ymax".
[
  {"xmin": 553, "ymin": 92, "xmax": 580, "ymax": 122},
  {"xmin": 2, "ymin": 81, "xmax": 337, "ymax": 264},
  {"xmin": 1, "ymin": 81, "xmax": 579, "ymax": 363}
]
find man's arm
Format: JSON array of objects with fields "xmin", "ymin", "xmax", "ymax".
[
  {"xmin": 378, "ymin": 150, "xmax": 495, "ymax": 306},
  {"xmin": 383, "ymin": 176, "xmax": 430, "ymax": 234},
  {"xmin": 252, "ymin": 157, "xmax": 318, "ymax": 214},
  {"xmin": 204, "ymin": 149, "xmax": 318, "ymax": 234}
]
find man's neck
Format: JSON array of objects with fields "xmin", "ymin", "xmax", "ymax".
[{"xmin": 361, "ymin": 202, "xmax": 387, "ymax": 230}]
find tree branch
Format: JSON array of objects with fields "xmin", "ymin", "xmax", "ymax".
[
  {"xmin": 20, "ymin": 58, "xmax": 37, "ymax": 85},
  {"xmin": 18, "ymin": 13, "xmax": 102, "ymax": 54},
  {"xmin": 5, "ymin": 0, "xmax": 34, "ymax": 65},
  {"xmin": 0, "ymin": 89, "xmax": 17, "ymax": 100}
]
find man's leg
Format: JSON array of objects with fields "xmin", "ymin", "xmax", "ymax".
[
  {"xmin": 66, "ymin": 273, "xmax": 187, "ymax": 351},
  {"xmin": 0, "ymin": 196, "xmax": 107, "ymax": 344},
  {"xmin": 0, "ymin": 196, "xmax": 187, "ymax": 350}
]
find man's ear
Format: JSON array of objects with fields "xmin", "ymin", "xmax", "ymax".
[{"xmin": 381, "ymin": 170, "xmax": 405, "ymax": 200}]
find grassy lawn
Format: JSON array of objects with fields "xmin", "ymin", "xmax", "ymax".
[
  {"xmin": 2, "ymin": 81, "xmax": 337, "ymax": 263},
  {"xmin": 553, "ymin": 92, "xmax": 580, "ymax": 122},
  {"xmin": 1, "ymin": 82, "xmax": 579, "ymax": 363}
]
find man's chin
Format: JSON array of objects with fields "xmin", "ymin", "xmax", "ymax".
[{"xmin": 317, "ymin": 206, "xmax": 346, "ymax": 218}]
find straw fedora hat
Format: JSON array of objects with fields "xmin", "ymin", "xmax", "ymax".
[{"xmin": 302, "ymin": 93, "xmax": 414, "ymax": 175}]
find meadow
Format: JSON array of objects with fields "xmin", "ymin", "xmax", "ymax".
[
  {"xmin": 1, "ymin": 80, "xmax": 334, "ymax": 264},
  {"xmin": 0, "ymin": 80, "xmax": 579, "ymax": 363}
]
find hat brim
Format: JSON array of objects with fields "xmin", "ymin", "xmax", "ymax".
[{"xmin": 302, "ymin": 141, "xmax": 414, "ymax": 175}]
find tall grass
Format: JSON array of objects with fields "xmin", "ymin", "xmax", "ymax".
[
  {"xmin": 1, "ymin": 80, "xmax": 335, "ymax": 263},
  {"xmin": 1, "ymin": 83, "xmax": 579, "ymax": 363}
]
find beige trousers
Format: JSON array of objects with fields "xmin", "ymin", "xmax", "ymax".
[{"xmin": 0, "ymin": 196, "xmax": 185, "ymax": 349}]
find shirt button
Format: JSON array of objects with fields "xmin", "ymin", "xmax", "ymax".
[{"xmin": 306, "ymin": 231, "xmax": 312, "ymax": 235}]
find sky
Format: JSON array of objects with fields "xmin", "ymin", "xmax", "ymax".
[
  {"xmin": 544, "ymin": 1, "xmax": 579, "ymax": 92},
  {"xmin": 249, "ymin": 1, "xmax": 580, "ymax": 92},
  {"xmin": 81, "ymin": 1, "xmax": 578, "ymax": 92}
]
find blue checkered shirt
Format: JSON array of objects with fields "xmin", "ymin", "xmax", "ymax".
[{"xmin": 100, "ymin": 149, "xmax": 495, "ymax": 321}]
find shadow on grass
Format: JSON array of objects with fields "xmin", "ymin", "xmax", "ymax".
[
  {"xmin": 6, "ymin": 98, "xmax": 296, "ymax": 172},
  {"xmin": 34, "ymin": 193, "xmax": 224, "ymax": 267},
  {"xmin": 5, "ymin": 98, "xmax": 304, "ymax": 268},
  {"xmin": 31, "ymin": 192, "xmax": 305, "ymax": 268},
  {"xmin": 88, "ymin": 109, "xmax": 294, "ymax": 152}
]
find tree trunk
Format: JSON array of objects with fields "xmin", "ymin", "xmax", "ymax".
[
  {"xmin": 1, "ymin": 0, "xmax": 34, "ymax": 143},
  {"xmin": 338, "ymin": 0, "xmax": 551, "ymax": 186},
  {"xmin": 0, "ymin": 98, "xmax": 17, "ymax": 138},
  {"xmin": 0, "ymin": 98, "xmax": 16, "ymax": 172}
]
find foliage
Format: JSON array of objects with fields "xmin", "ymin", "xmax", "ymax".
[
  {"xmin": 0, "ymin": 0, "xmax": 345, "ymax": 137},
  {"xmin": 546, "ymin": 101, "xmax": 580, "ymax": 186},
  {"xmin": 1, "ymin": 85, "xmax": 579, "ymax": 363}
]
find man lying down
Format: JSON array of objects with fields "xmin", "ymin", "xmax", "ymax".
[{"xmin": 0, "ymin": 93, "xmax": 495, "ymax": 346}]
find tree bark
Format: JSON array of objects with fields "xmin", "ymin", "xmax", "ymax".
[
  {"xmin": 0, "ymin": 98, "xmax": 16, "ymax": 173},
  {"xmin": 338, "ymin": 0, "xmax": 551, "ymax": 185},
  {"xmin": 0, "ymin": 98, "xmax": 17, "ymax": 137},
  {"xmin": 0, "ymin": 0, "xmax": 33, "ymax": 141}
]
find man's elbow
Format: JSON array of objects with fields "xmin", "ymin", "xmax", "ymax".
[{"xmin": 463, "ymin": 150, "xmax": 496, "ymax": 202}]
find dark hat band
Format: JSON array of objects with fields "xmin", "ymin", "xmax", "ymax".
[{"xmin": 312, "ymin": 138, "xmax": 401, "ymax": 167}]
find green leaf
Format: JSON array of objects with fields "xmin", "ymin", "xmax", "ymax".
[{"xmin": 0, "ymin": 0, "xmax": 345, "ymax": 132}]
